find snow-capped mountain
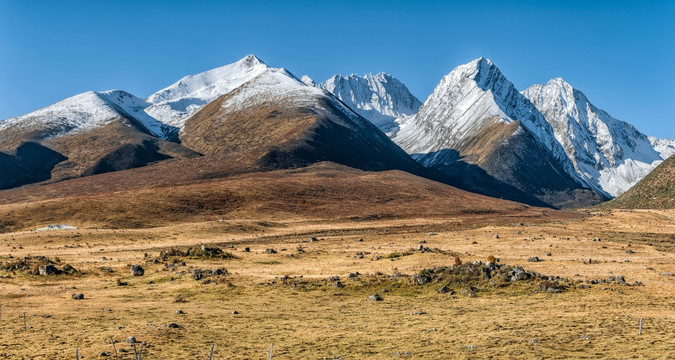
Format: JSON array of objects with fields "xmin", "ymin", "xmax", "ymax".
[
  {"xmin": 2, "ymin": 53, "xmax": 670, "ymax": 206},
  {"xmin": 145, "ymin": 55, "xmax": 269, "ymax": 129},
  {"xmin": 180, "ymin": 59, "xmax": 426, "ymax": 175},
  {"xmin": 395, "ymin": 58, "xmax": 571, "ymax": 168},
  {"xmin": 319, "ymin": 73, "xmax": 422, "ymax": 137},
  {"xmin": 392, "ymin": 58, "xmax": 601, "ymax": 207},
  {"xmin": 0, "ymin": 90, "xmax": 173, "ymax": 148},
  {"xmin": 523, "ymin": 78, "xmax": 675, "ymax": 197}
]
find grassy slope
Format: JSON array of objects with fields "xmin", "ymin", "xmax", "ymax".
[{"xmin": 604, "ymin": 155, "xmax": 675, "ymax": 209}]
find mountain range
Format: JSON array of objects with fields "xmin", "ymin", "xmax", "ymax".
[
  {"xmin": 318, "ymin": 57, "xmax": 674, "ymax": 207},
  {"xmin": 1, "ymin": 54, "xmax": 673, "ymax": 209}
]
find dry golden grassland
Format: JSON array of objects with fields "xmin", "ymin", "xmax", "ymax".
[{"xmin": 0, "ymin": 210, "xmax": 673, "ymax": 359}]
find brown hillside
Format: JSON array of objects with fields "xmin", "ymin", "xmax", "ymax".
[
  {"xmin": 604, "ymin": 155, "xmax": 675, "ymax": 209},
  {"xmin": 0, "ymin": 161, "xmax": 564, "ymax": 233}
]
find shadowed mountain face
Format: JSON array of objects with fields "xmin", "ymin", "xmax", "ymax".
[
  {"xmin": 0, "ymin": 142, "xmax": 67, "ymax": 190},
  {"xmin": 42, "ymin": 120, "xmax": 199, "ymax": 180}
]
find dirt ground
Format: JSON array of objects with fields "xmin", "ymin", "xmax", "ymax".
[{"xmin": 0, "ymin": 209, "xmax": 673, "ymax": 359}]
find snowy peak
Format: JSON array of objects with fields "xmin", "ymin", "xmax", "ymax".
[
  {"xmin": 392, "ymin": 58, "xmax": 596, "ymax": 207},
  {"xmin": 461, "ymin": 57, "xmax": 500, "ymax": 86},
  {"xmin": 319, "ymin": 72, "xmax": 421, "ymax": 136},
  {"xmin": 523, "ymin": 78, "xmax": 675, "ymax": 196},
  {"xmin": 0, "ymin": 89, "xmax": 172, "ymax": 145},
  {"xmin": 145, "ymin": 54, "xmax": 270, "ymax": 127},
  {"xmin": 240, "ymin": 54, "xmax": 266, "ymax": 67},
  {"xmin": 300, "ymin": 75, "xmax": 315, "ymax": 86},
  {"xmin": 396, "ymin": 58, "xmax": 569, "ymax": 165}
]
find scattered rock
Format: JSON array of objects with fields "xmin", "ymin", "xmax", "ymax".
[
  {"xmin": 99, "ymin": 351, "xmax": 111, "ymax": 357},
  {"xmin": 493, "ymin": 234, "xmax": 499, "ymax": 239},
  {"xmin": 527, "ymin": 257, "xmax": 542, "ymax": 262},
  {"xmin": 545, "ymin": 253, "xmax": 552, "ymax": 257},
  {"xmin": 410, "ymin": 311, "xmax": 426, "ymax": 315},
  {"xmin": 130, "ymin": 265, "xmax": 144, "ymax": 277},
  {"xmin": 192, "ymin": 269, "xmax": 204, "ymax": 281},
  {"xmin": 367, "ymin": 294, "xmax": 382, "ymax": 301},
  {"xmin": 175, "ymin": 310, "xmax": 184, "ymax": 315},
  {"xmin": 72, "ymin": 293, "xmax": 84, "ymax": 300},
  {"xmin": 625, "ymin": 249, "xmax": 634, "ymax": 254},
  {"xmin": 615, "ymin": 275, "xmax": 626, "ymax": 285},
  {"xmin": 578, "ymin": 284, "xmax": 591, "ymax": 289},
  {"xmin": 439, "ymin": 285, "xmax": 450, "ymax": 293},
  {"xmin": 416, "ymin": 244, "xmax": 424, "ymax": 251},
  {"xmin": 265, "ymin": 248, "xmax": 277, "ymax": 254},
  {"xmin": 310, "ymin": 237, "xmax": 318, "ymax": 242},
  {"xmin": 243, "ymin": 247, "xmax": 250, "ymax": 252},
  {"xmin": 125, "ymin": 336, "xmax": 136, "ymax": 344},
  {"xmin": 428, "ymin": 232, "xmax": 436, "ymax": 236},
  {"xmin": 510, "ymin": 267, "xmax": 527, "ymax": 281},
  {"xmin": 660, "ymin": 272, "xmax": 674, "ymax": 277},
  {"xmin": 412, "ymin": 272, "xmax": 431, "ymax": 286},
  {"xmin": 232, "ymin": 310, "xmax": 239, "ymax": 314},
  {"xmin": 38, "ymin": 264, "xmax": 58, "ymax": 276},
  {"xmin": 357, "ymin": 238, "xmax": 363, "ymax": 242},
  {"xmin": 167, "ymin": 323, "xmax": 181, "ymax": 329}
]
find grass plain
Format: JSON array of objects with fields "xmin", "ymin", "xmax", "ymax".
[{"xmin": 0, "ymin": 207, "xmax": 673, "ymax": 359}]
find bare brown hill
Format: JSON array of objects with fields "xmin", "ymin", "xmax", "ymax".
[{"xmin": 0, "ymin": 161, "xmax": 567, "ymax": 233}]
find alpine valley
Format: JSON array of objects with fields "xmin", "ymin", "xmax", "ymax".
[
  {"xmin": 2, "ymin": 54, "xmax": 675, "ymax": 360},
  {"xmin": 1, "ymin": 55, "xmax": 673, "ymax": 209}
]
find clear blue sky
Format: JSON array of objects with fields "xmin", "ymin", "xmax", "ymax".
[{"xmin": 1, "ymin": 0, "xmax": 673, "ymax": 138}]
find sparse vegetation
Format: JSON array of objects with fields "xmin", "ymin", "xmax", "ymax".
[{"xmin": 0, "ymin": 190, "xmax": 672, "ymax": 358}]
